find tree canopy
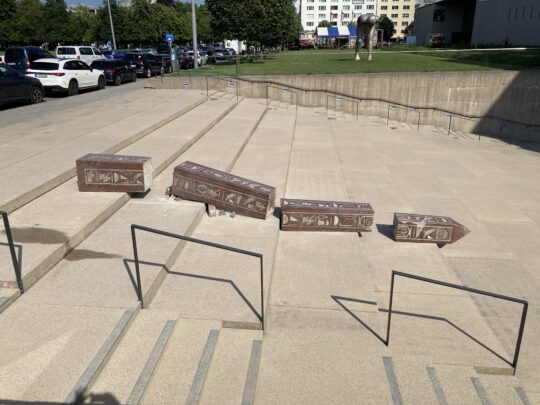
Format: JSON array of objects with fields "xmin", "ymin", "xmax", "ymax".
[{"xmin": 378, "ymin": 15, "xmax": 396, "ymax": 41}]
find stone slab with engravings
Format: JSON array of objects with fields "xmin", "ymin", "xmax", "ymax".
[
  {"xmin": 393, "ymin": 212, "xmax": 470, "ymax": 245},
  {"xmin": 280, "ymin": 198, "xmax": 374, "ymax": 232},
  {"xmin": 171, "ymin": 161, "xmax": 276, "ymax": 220},
  {"xmin": 76, "ymin": 154, "xmax": 152, "ymax": 193}
]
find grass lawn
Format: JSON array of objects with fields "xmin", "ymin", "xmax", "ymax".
[{"xmin": 172, "ymin": 48, "xmax": 540, "ymax": 77}]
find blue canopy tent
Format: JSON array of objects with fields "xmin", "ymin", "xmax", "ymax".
[{"xmin": 316, "ymin": 26, "xmax": 357, "ymax": 47}]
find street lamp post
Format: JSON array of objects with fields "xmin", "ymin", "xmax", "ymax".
[
  {"xmin": 106, "ymin": 0, "xmax": 117, "ymax": 49},
  {"xmin": 191, "ymin": 0, "xmax": 198, "ymax": 70}
]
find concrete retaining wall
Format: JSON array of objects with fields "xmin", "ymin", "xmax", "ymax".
[{"xmin": 147, "ymin": 70, "xmax": 540, "ymax": 143}]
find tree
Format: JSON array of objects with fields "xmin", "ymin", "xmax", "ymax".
[
  {"xmin": 206, "ymin": 0, "xmax": 265, "ymax": 44},
  {"xmin": 15, "ymin": 0, "xmax": 46, "ymax": 45},
  {"xmin": 67, "ymin": 7, "xmax": 98, "ymax": 44},
  {"xmin": 404, "ymin": 21, "xmax": 414, "ymax": 36},
  {"xmin": 0, "ymin": 0, "xmax": 17, "ymax": 46},
  {"xmin": 378, "ymin": 15, "xmax": 395, "ymax": 41},
  {"xmin": 318, "ymin": 20, "xmax": 330, "ymax": 27},
  {"xmin": 94, "ymin": 0, "xmax": 127, "ymax": 46},
  {"xmin": 44, "ymin": 0, "xmax": 69, "ymax": 45},
  {"xmin": 156, "ymin": 0, "xmax": 175, "ymax": 7}
]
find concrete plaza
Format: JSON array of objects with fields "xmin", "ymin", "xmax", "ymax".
[{"xmin": 0, "ymin": 85, "xmax": 538, "ymax": 404}]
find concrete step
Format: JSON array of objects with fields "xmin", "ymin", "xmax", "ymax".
[
  {"xmin": 139, "ymin": 318, "xmax": 222, "ymax": 404},
  {"xmin": 389, "ymin": 355, "xmax": 441, "ymax": 404},
  {"xmin": 0, "ymin": 97, "xmax": 240, "ymax": 313},
  {"xmin": 85, "ymin": 310, "xmax": 177, "ymax": 404},
  {"xmin": 198, "ymin": 328, "xmax": 263, "ymax": 405},
  {"xmin": 477, "ymin": 375, "xmax": 532, "ymax": 405},
  {"xmin": 148, "ymin": 106, "xmax": 298, "ymax": 326},
  {"xmin": 0, "ymin": 99, "xmax": 272, "ymax": 402},
  {"xmin": 0, "ymin": 90, "xmax": 208, "ymax": 214}
]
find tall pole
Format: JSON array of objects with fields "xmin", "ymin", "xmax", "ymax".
[
  {"xmin": 191, "ymin": 0, "xmax": 198, "ymax": 69},
  {"xmin": 106, "ymin": 0, "xmax": 117, "ymax": 50}
]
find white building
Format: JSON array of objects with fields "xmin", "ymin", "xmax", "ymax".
[{"xmin": 295, "ymin": 0, "xmax": 378, "ymax": 39}]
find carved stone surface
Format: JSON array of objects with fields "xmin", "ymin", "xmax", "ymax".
[
  {"xmin": 281, "ymin": 198, "xmax": 374, "ymax": 232},
  {"xmin": 171, "ymin": 161, "xmax": 276, "ymax": 220},
  {"xmin": 76, "ymin": 154, "xmax": 152, "ymax": 193},
  {"xmin": 393, "ymin": 213, "xmax": 470, "ymax": 245}
]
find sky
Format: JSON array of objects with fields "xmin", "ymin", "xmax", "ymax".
[{"xmin": 66, "ymin": 0, "xmax": 204, "ymax": 7}]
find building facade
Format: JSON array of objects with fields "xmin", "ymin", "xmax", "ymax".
[
  {"xmin": 295, "ymin": 0, "xmax": 378, "ymax": 39},
  {"xmin": 377, "ymin": 0, "xmax": 416, "ymax": 39},
  {"xmin": 414, "ymin": 0, "xmax": 540, "ymax": 46}
]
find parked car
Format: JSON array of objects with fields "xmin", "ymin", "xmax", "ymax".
[
  {"xmin": 56, "ymin": 46, "xmax": 104, "ymax": 65},
  {"xmin": 4, "ymin": 46, "xmax": 54, "ymax": 73},
  {"xmin": 124, "ymin": 53, "xmax": 163, "ymax": 77},
  {"xmin": 90, "ymin": 59, "xmax": 137, "ymax": 85},
  {"xmin": 175, "ymin": 52, "xmax": 194, "ymax": 70},
  {"xmin": 0, "ymin": 64, "xmax": 44, "ymax": 106},
  {"xmin": 153, "ymin": 54, "xmax": 173, "ymax": 74},
  {"xmin": 26, "ymin": 58, "xmax": 105, "ymax": 96},
  {"xmin": 186, "ymin": 51, "xmax": 206, "ymax": 66},
  {"xmin": 102, "ymin": 49, "xmax": 127, "ymax": 60}
]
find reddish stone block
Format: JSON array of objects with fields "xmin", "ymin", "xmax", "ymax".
[
  {"xmin": 393, "ymin": 212, "xmax": 470, "ymax": 245},
  {"xmin": 76, "ymin": 154, "xmax": 152, "ymax": 193},
  {"xmin": 171, "ymin": 161, "xmax": 276, "ymax": 220},
  {"xmin": 281, "ymin": 198, "xmax": 374, "ymax": 232}
]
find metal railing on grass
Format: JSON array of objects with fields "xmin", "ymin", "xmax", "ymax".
[
  {"xmin": 386, "ymin": 271, "xmax": 528, "ymax": 375},
  {"xmin": 130, "ymin": 224, "xmax": 265, "ymax": 330},
  {"xmin": 0, "ymin": 211, "xmax": 23, "ymax": 294}
]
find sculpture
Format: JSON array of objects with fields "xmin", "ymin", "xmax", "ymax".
[{"xmin": 355, "ymin": 14, "xmax": 378, "ymax": 61}]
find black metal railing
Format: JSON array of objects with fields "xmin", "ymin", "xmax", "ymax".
[
  {"xmin": 267, "ymin": 84, "xmax": 299, "ymax": 110},
  {"xmin": 0, "ymin": 211, "xmax": 23, "ymax": 294},
  {"xmin": 187, "ymin": 74, "xmax": 540, "ymax": 131},
  {"xmin": 326, "ymin": 93, "xmax": 359, "ymax": 120},
  {"xmin": 130, "ymin": 224, "xmax": 265, "ymax": 329},
  {"xmin": 386, "ymin": 271, "xmax": 528, "ymax": 374}
]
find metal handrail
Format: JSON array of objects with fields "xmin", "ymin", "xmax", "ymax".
[
  {"xmin": 0, "ymin": 211, "xmax": 23, "ymax": 294},
  {"xmin": 196, "ymin": 74, "xmax": 539, "ymax": 130},
  {"xmin": 386, "ymin": 271, "xmax": 528, "ymax": 375},
  {"xmin": 326, "ymin": 93, "xmax": 359, "ymax": 120},
  {"xmin": 130, "ymin": 224, "xmax": 265, "ymax": 330},
  {"xmin": 267, "ymin": 84, "xmax": 299, "ymax": 110}
]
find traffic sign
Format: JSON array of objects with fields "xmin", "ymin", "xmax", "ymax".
[{"xmin": 165, "ymin": 33, "xmax": 174, "ymax": 42}]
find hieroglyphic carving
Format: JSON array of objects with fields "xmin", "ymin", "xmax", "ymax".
[
  {"xmin": 171, "ymin": 161, "xmax": 276, "ymax": 220},
  {"xmin": 281, "ymin": 198, "xmax": 374, "ymax": 232},
  {"xmin": 393, "ymin": 213, "xmax": 470, "ymax": 245},
  {"xmin": 76, "ymin": 154, "xmax": 152, "ymax": 193}
]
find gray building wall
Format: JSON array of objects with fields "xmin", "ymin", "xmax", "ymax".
[
  {"xmin": 413, "ymin": 1, "xmax": 473, "ymax": 44},
  {"xmin": 472, "ymin": 0, "xmax": 540, "ymax": 46}
]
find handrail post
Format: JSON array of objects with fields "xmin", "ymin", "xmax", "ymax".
[
  {"xmin": 1, "ymin": 211, "xmax": 23, "ymax": 294},
  {"xmin": 448, "ymin": 115, "xmax": 452, "ymax": 135},
  {"xmin": 236, "ymin": 80, "xmax": 239, "ymax": 102},
  {"xmin": 205, "ymin": 75, "xmax": 209, "ymax": 99},
  {"xmin": 130, "ymin": 226, "xmax": 144, "ymax": 308},
  {"xmin": 385, "ymin": 271, "xmax": 395, "ymax": 346},
  {"xmin": 512, "ymin": 302, "xmax": 528, "ymax": 375},
  {"xmin": 386, "ymin": 104, "xmax": 390, "ymax": 126},
  {"xmin": 417, "ymin": 110, "xmax": 420, "ymax": 131},
  {"xmin": 260, "ymin": 256, "xmax": 265, "ymax": 331},
  {"xmin": 356, "ymin": 101, "xmax": 359, "ymax": 120}
]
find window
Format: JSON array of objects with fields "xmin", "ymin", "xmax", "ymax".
[
  {"xmin": 392, "ymin": 5, "xmax": 399, "ymax": 9},
  {"xmin": 306, "ymin": 21, "xmax": 314, "ymax": 26},
  {"xmin": 307, "ymin": 5, "xmax": 314, "ymax": 10},
  {"xmin": 307, "ymin": 14, "xmax": 314, "ymax": 19},
  {"xmin": 402, "ymin": 13, "xmax": 409, "ymax": 18},
  {"xmin": 319, "ymin": 5, "xmax": 326, "ymax": 10},
  {"xmin": 381, "ymin": 6, "xmax": 387, "ymax": 10},
  {"xmin": 343, "ymin": 5, "xmax": 350, "ymax": 10},
  {"xmin": 331, "ymin": 5, "xmax": 338, "ymax": 10},
  {"xmin": 80, "ymin": 47, "xmax": 93, "ymax": 56},
  {"xmin": 402, "ymin": 21, "xmax": 408, "ymax": 26},
  {"xmin": 401, "ymin": 29, "xmax": 406, "ymax": 34},
  {"xmin": 319, "ymin": 13, "xmax": 326, "ymax": 18},
  {"xmin": 367, "ymin": 5, "xmax": 374, "ymax": 9},
  {"xmin": 380, "ymin": 13, "xmax": 387, "ymax": 17},
  {"xmin": 403, "ymin": 5, "xmax": 410, "ymax": 9},
  {"xmin": 355, "ymin": 5, "xmax": 362, "ymax": 9},
  {"xmin": 391, "ymin": 13, "xmax": 398, "ymax": 18}
]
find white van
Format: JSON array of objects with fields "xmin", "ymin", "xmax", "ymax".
[{"xmin": 56, "ymin": 46, "xmax": 103, "ymax": 65}]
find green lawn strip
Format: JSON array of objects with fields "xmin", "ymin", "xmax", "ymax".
[{"xmin": 171, "ymin": 49, "xmax": 540, "ymax": 77}]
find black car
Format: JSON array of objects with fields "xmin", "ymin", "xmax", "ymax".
[
  {"xmin": 153, "ymin": 54, "xmax": 173, "ymax": 73},
  {"xmin": 4, "ymin": 46, "xmax": 54, "ymax": 73},
  {"xmin": 90, "ymin": 59, "xmax": 137, "ymax": 85},
  {"xmin": 124, "ymin": 53, "xmax": 163, "ymax": 77},
  {"xmin": 175, "ymin": 52, "xmax": 194, "ymax": 70},
  {"xmin": 0, "ymin": 64, "xmax": 44, "ymax": 106}
]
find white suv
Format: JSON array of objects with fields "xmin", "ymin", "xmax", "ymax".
[
  {"xmin": 56, "ymin": 46, "xmax": 103, "ymax": 65},
  {"xmin": 26, "ymin": 58, "xmax": 106, "ymax": 96}
]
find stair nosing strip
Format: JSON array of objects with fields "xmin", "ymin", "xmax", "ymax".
[
  {"xmin": 185, "ymin": 329, "xmax": 220, "ymax": 405},
  {"xmin": 426, "ymin": 366, "xmax": 449, "ymax": 405},
  {"xmin": 382, "ymin": 356, "xmax": 404, "ymax": 405},
  {"xmin": 515, "ymin": 387, "xmax": 531, "ymax": 405},
  {"xmin": 241, "ymin": 340, "xmax": 263, "ymax": 405},
  {"xmin": 64, "ymin": 309, "xmax": 136, "ymax": 404},
  {"xmin": 470, "ymin": 376, "xmax": 493, "ymax": 405},
  {"xmin": 126, "ymin": 319, "xmax": 177, "ymax": 405}
]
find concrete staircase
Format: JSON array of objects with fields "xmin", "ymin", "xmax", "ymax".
[{"xmin": 1, "ymin": 92, "xmax": 538, "ymax": 404}]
